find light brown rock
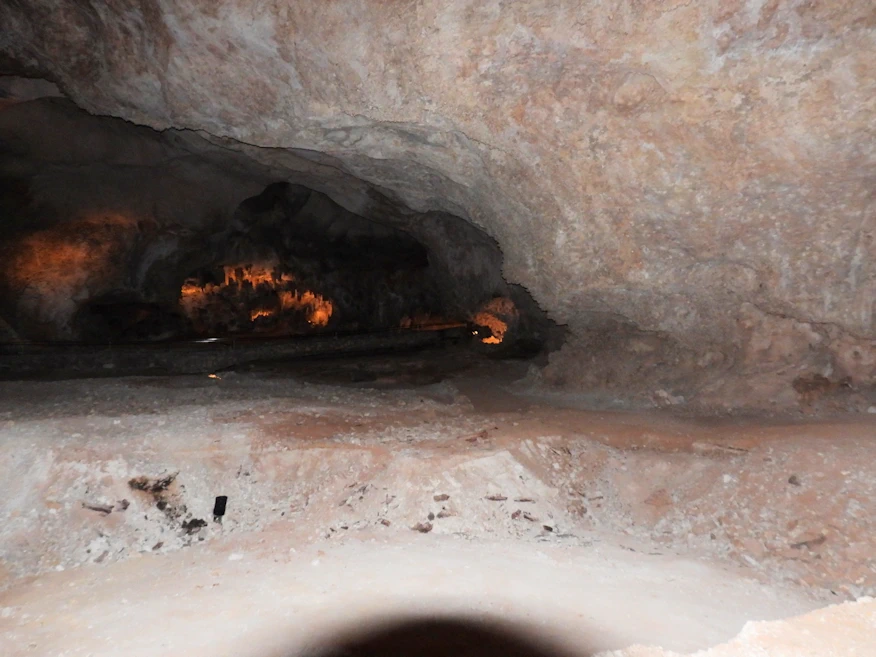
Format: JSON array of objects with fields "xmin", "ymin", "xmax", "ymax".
[{"xmin": 1, "ymin": 1, "xmax": 874, "ymax": 406}]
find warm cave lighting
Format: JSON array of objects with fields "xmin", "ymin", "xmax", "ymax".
[
  {"xmin": 471, "ymin": 297, "xmax": 518, "ymax": 345},
  {"xmin": 278, "ymin": 290, "xmax": 332, "ymax": 327},
  {"xmin": 250, "ymin": 308, "xmax": 275, "ymax": 321},
  {"xmin": 180, "ymin": 261, "xmax": 332, "ymax": 334}
]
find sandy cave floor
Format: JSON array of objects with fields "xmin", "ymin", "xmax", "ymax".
[{"xmin": 0, "ymin": 348, "xmax": 874, "ymax": 655}]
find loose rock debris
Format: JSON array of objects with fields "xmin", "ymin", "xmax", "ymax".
[
  {"xmin": 791, "ymin": 533, "xmax": 827, "ymax": 550},
  {"xmin": 0, "ymin": 368, "xmax": 873, "ymax": 616},
  {"xmin": 463, "ymin": 429, "xmax": 489, "ymax": 442},
  {"xmin": 128, "ymin": 473, "xmax": 177, "ymax": 494},
  {"xmin": 82, "ymin": 502, "xmax": 114, "ymax": 515},
  {"xmin": 181, "ymin": 518, "xmax": 208, "ymax": 535}
]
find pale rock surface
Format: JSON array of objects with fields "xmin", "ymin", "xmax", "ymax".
[{"xmin": 601, "ymin": 597, "xmax": 876, "ymax": 657}]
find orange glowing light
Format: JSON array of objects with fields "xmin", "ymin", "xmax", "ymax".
[
  {"xmin": 3, "ymin": 214, "xmax": 136, "ymax": 338},
  {"xmin": 471, "ymin": 297, "xmax": 518, "ymax": 345},
  {"xmin": 223, "ymin": 264, "xmax": 294, "ymax": 288},
  {"xmin": 250, "ymin": 308, "xmax": 275, "ymax": 321},
  {"xmin": 279, "ymin": 290, "xmax": 333, "ymax": 327},
  {"xmin": 179, "ymin": 261, "xmax": 333, "ymax": 334}
]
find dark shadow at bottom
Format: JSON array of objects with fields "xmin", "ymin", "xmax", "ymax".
[{"xmin": 301, "ymin": 615, "xmax": 593, "ymax": 657}]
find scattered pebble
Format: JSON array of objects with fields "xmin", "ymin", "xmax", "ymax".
[
  {"xmin": 82, "ymin": 502, "xmax": 114, "ymax": 515},
  {"xmin": 791, "ymin": 533, "xmax": 827, "ymax": 550},
  {"xmin": 412, "ymin": 522, "xmax": 433, "ymax": 533},
  {"xmin": 433, "ymin": 494, "xmax": 450, "ymax": 502},
  {"xmin": 181, "ymin": 518, "xmax": 207, "ymax": 535}
]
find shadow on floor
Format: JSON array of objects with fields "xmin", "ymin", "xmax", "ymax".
[{"xmin": 300, "ymin": 615, "xmax": 591, "ymax": 657}]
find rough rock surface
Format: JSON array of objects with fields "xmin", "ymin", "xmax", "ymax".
[
  {"xmin": 603, "ymin": 597, "xmax": 876, "ymax": 657},
  {"xmin": 1, "ymin": 353, "xmax": 874, "ymax": 598},
  {"xmin": 0, "ymin": 355, "xmax": 874, "ymax": 654},
  {"xmin": 1, "ymin": 1, "xmax": 875, "ymax": 407}
]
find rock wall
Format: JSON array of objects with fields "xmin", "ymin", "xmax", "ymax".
[{"xmin": 1, "ymin": 1, "xmax": 874, "ymax": 407}]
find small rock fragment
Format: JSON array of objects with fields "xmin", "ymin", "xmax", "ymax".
[
  {"xmin": 464, "ymin": 429, "xmax": 489, "ymax": 442},
  {"xmin": 788, "ymin": 474, "xmax": 801, "ymax": 486},
  {"xmin": 181, "ymin": 518, "xmax": 207, "ymax": 534},
  {"xmin": 128, "ymin": 473, "xmax": 177, "ymax": 493},
  {"xmin": 791, "ymin": 533, "xmax": 827, "ymax": 550},
  {"xmin": 427, "ymin": 512, "xmax": 435, "ymax": 521},
  {"xmin": 82, "ymin": 502, "xmax": 114, "ymax": 515},
  {"xmin": 380, "ymin": 519, "xmax": 391, "ymax": 526},
  {"xmin": 436, "ymin": 510, "xmax": 453, "ymax": 519},
  {"xmin": 542, "ymin": 525, "xmax": 554, "ymax": 532},
  {"xmin": 511, "ymin": 509, "xmax": 522, "ymax": 520},
  {"xmin": 433, "ymin": 494, "xmax": 450, "ymax": 502},
  {"xmin": 412, "ymin": 522, "xmax": 433, "ymax": 533},
  {"xmin": 485, "ymin": 495, "xmax": 507, "ymax": 501},
  {"xmin": 116, "ymin": 499, "xmax": 130, "ymax": 511}
]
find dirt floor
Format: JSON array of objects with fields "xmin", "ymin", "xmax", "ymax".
[{"xmin": 0, "ymin": 348, "xmax": 874, "ymax": 655}]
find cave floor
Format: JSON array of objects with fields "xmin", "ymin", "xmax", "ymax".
[{"xmin": 0, "ymin": 348, "xmax": 874, "ymax": 656}]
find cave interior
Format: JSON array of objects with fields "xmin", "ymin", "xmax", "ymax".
[
  {"xmin": 0, "ymin": 93, "xmax": 551, "ymax": 361},
  {"xmin": 0, "ymin": 4, "xmax": 874, "ymax": 655}
]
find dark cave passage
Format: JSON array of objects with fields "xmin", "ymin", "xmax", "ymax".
[
  {"xmin": 0, "ymin": 94, "xmax": 556, "ymax": 376},
  {"xmin": 172, "ymin": 181, "xmax": 447, "ymax": 341}
]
